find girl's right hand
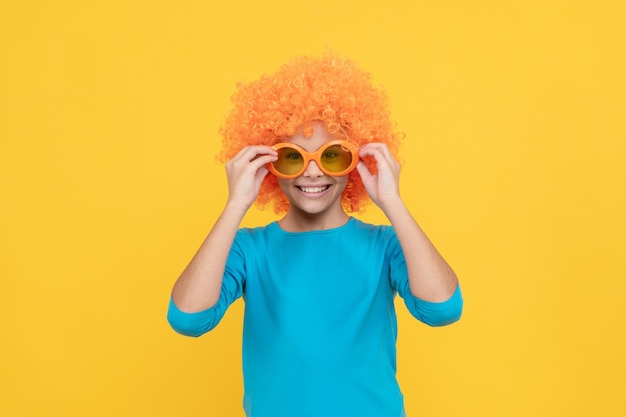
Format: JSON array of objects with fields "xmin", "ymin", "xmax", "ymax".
[{"xmin": 225, "ymin": 145, "xmax": 278, "ymax": 209}]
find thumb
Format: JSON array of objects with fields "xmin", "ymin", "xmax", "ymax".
[
  {"xmin": 254, "ymin": 165, "xmax": 270, "ymax": 188},
  {"xmin": 356, "ymin": 161, "xmax": 374, "ymax": 183}
]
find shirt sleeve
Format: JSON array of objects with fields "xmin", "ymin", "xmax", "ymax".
[
  {"xmin": 402, "ymin": 284, "xmax": 463, "ymax": 327},
  {"xmin": 167, "ymin": 232, "xmax": 247, "ymax": 337},
  {"xmin": 387, "ymin": 228, "xmax": 464, "ymax": 327}
]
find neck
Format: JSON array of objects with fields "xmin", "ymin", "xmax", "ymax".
[{"xmin": 278, "ymin": 206, "xmax": 350, "ymax": 232}]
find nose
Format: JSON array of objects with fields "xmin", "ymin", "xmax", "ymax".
[{"xmin": 303, "ymin": 160, "xmax": 324, "ymax": 177}]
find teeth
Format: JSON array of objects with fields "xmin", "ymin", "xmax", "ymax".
[{"xmin": 299, "ymin": 185, "xmax": 329, "ymax": 193}]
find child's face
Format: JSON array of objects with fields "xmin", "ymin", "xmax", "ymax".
[{"xmin": 277, "ymin": 122, "xmax": 350, "ymax": 218}]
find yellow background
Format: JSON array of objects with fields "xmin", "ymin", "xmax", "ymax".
[{"xmin": 1, "ymin": 1, "xmax": 625, "ymax": 416}]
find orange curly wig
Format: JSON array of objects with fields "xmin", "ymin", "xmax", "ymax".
[{"xmin": 218, "ymin": 53, "xmax": 402, "ymax": 214}]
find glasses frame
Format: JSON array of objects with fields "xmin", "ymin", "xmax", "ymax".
[{"xmin": 267, "ymin": 139, "xmax": 360, "ymax": 179}]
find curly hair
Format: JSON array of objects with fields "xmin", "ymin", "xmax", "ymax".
[{"xmin": 218, "ymin": 53, "xmax": 402, "ymax": 214}]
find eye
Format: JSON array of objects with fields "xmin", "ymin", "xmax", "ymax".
[
  {"xmin": 322, "ymin": 151, "xmax": 339, "ymax": 160},
  {"xmin": 285, "ymin": 151, "xmax": 303, "ymax": 160}
]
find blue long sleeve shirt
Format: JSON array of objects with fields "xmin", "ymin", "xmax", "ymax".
[{"xmin": 168, "ymin": 218, "xmax": 463, "ymax": 417}]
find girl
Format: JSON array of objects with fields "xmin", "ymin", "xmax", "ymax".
[{"xmin": 168, "ymin": 53, "xmax": 463, "ymax": 417}]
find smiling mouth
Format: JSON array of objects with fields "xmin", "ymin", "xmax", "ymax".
[{"xmin": 297, "ymin": 185, "xmax": 330, "ymax": 193}]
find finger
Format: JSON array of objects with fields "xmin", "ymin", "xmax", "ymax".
[
  {"xmin": 228, "ymin": 148, "xmax": 277, "ymax": 173},
  {"xmin": 254, "ymin": 165, "xmax": 271, "ymax": 186},
  {"xmin": 359, "ymin": 143, "xmax": 385, "ymax": 160},
  {"xmin": 360, "ymin": 143, "xmax": 394, "ymax": 162},
  {"xmin": 250, "ymin": 153, "xmax": 278, "ymax": 169},
  {"xmin": 359, "ymin": 142, "xmax": 388, "ymax": 152},
  {"xmin": 232, "ymin": 145, "xmax": 277, "ymax": 163},
  {"xmin": 227, "ymin": 155, "xmax": 277, "ymax": 182},
  {"xmin": 356, "ymin": 160, "xmax": 374, "ymax": 182},
  {"xmin": 362, "ymin": 145, "xmax": 401, "ymax": 174},
  {"xmin": 359, "ymin": 146, "xmax": 393, "ymax": 171}
]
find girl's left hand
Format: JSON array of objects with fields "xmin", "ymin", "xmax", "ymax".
[{"xmin": 356, "ymin": 143, "xmax": 402, "ymax": 210}]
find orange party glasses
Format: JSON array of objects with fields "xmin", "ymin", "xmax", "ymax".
[{"xmin": 267, "ymin": 140, "xmax": 360, "ymax": 179}]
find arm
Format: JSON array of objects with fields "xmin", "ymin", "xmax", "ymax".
[
  {"xmin": 356, "ymin": 143, "xmax": 458, "ymax": 302},
  {"xmin": 171, "ymin": 146, "xmax": 277, "ymax": 313}
]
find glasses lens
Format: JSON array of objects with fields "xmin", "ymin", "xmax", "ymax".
[
  {"xmin": 320, "ymin": 144, "xmax": 353, "ymax": 173},
  {"xmin": 273, "ymin": 147, "xmax": 305, "ymax": 175}
]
